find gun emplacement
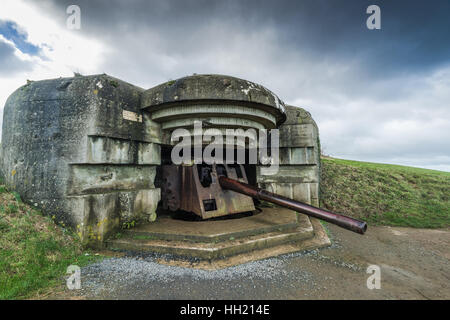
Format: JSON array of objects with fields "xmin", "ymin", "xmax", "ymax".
[{"xmin": 219, "ymin": 175, "xmax": 367, "ymax": 235}]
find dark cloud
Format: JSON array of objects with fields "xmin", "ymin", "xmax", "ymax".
[
  {"xmin": 16, "ymin": 0, "xmax": 450, "ymax": 170},
  {"xmin": 36, "ymin": 0, "xmax": 450, "ymax": 76}
]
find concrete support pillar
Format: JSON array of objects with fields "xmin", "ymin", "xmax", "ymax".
[{"xmin": 257, "ymin": 105, "xmax": 321, "ymax": 207}]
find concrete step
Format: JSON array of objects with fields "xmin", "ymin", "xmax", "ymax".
[
  {"xmin": 158, "ymin": 218, "xmax": 332, "ymax": 270},
  {"xmin": 106, "ymin": 221, "xmax": 314, "ymax": 260},
  {"xmin": 121, "ymin": 207, "xmax": 303, "ymax": 243}
]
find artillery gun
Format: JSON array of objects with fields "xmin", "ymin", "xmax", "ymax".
[{"xmin": 161, "ymin": 163, "xmax": 367, "ymax": 234}]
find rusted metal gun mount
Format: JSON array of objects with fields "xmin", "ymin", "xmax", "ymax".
[{"xmin": 161, "ymin": 164, "xmax": 255, "ymax": 219}]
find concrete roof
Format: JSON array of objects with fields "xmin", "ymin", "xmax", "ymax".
[{"xmin": 141, "ymin": 74, "xmax": 286, "ymax": 125}]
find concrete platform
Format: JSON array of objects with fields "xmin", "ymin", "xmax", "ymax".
[
  {"xmin": 106, "ymin": 208, "xmax": 331, "ymax": 266},
  {"xmin": 119, "ymin": 208, "xmax": 300, "ymax": 242}
]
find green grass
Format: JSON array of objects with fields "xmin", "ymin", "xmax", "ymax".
[
  {"xmin": 132, "ymin": 234, "xmax": 156, "ymax": 240},
  {"xmin": 0, "ymin": 183, "xmax": 100, "ymax": 300},
  {"xmin": 320, "ymin": 157, "xmax": 450, "ymax": 228}
]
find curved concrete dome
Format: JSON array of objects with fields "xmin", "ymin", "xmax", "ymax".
[{"xmin": 141, "ymin": 75, "xmax": 287, "ymax": 138}]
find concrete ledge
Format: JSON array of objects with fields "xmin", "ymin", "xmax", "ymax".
[
  {"xmin": 107, "ymin": 226, "xmax": 314, "ymax": 260},
  {"xmin": 105, "ymin": 208, "xmax": 331, "ymax": 266},
  {"xmin": 67, "ymin": 164, "xmax": 157, "ymax": 195},
  {"xmin": 121, "ymin": 208, "xmax": 304, "ymax": 242},
  {"xmin": 155, "ymin": 217, "xmax": 331, "ymax": 270}
]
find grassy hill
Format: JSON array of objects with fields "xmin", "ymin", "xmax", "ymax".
[
  {"xmin": 0, "ymin": 181, "xmax": 98, "ymax": 299},
  {"xmin": 320, "ymin": 157, "xmax": 450, "ymax": 228},
  {"xmin": 0, "ymin": 157, "xmax": 448, "ymax": 299}
]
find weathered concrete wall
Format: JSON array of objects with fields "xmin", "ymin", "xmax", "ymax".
[
  {"xmin": 257, "ymin": 105, "xmax": 320, "ymax": 206},
  {"xmin": 0, "ymin": 74, "xmax": 161, "ymax": 246}
]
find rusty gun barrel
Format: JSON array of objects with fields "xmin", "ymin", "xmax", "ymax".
[{"xmin": 219, "ymin": 176, "xmax": 367, "ymax": 234}]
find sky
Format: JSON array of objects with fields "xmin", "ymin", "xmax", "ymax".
[{"xmin": 0, "ymin": 0, "xmax": 449, "ymax": 171}]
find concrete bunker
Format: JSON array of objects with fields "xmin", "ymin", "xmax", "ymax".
[{"xmin": 0, "ymin": 74, "xmax": 324, "ymax": 255}]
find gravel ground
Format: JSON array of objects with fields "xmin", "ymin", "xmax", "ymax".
[
  {"xmin": 78, "ymin": 254, "xmax": 315, "ymax": 299},
  {"xmin": 51, "ymin": 224, "xmax": 450, "ymax": 300}
]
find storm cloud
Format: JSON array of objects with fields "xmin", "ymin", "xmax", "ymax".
[{"xmin": 2, "ymin": 0, "xmax": 450, "ymax": 170}]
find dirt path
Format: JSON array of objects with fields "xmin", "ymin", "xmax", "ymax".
[{"xmin": 46, "ymin": 225, "xmax": 449, "ymax": 300}]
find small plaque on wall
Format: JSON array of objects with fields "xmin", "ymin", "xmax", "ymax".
[{"xmin": 123, "ymin": 110, "xmax": 143, "ymax": 122}]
